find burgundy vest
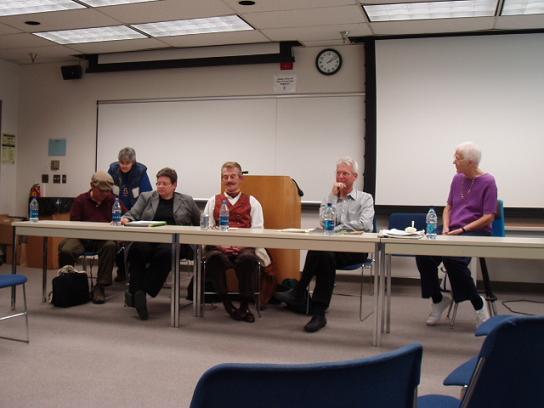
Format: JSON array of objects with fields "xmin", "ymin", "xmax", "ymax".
[{"xmin": 213, "ymin": 193, "xmax": 252, "ymax": 228}]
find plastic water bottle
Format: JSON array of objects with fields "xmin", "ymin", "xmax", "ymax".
[
  {"xmin": 112, "ymin": 197, "xmax": 122, "ymax": 226},
  {"xmin": 219, "ymin": 200, "xmax": 229, "ymax": 231},
  {"xmin": 426, "ymin": 208, "xmax": 438, "ymax": 239},
  {"xmin": 200, "ymin": 212, "xmax": 209, "ymax": 230},
  {"xmin": 29, "ymin": 198, "xmax": 39, "ymax": 222},
  {"xmin": 323, "ymin": 202, "xmax": 336, "ymax": 235}
]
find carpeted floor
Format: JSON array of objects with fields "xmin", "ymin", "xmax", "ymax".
[{"xmin": 1, "ymin": 264, "xmax": 543, "ymax": 408}]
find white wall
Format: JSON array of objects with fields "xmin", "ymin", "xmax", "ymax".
[
  {"xmin": 15, "ymin": 44, "xmax": 365, "ymax": 213},
  {"xmin": 0, "ymin": 59, "xmax": 19, "ymax": 215}
]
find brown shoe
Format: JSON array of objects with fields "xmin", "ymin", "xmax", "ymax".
[{"xmin": 91, "ymin": 285, "xmax": 106, "ymax": 304}]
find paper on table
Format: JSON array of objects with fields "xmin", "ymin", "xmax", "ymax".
[
  {"xmin": 280, "ymin": 228, "xmax": 315, "ymax": 233},
  {"xmin": 125, "ymin": 221, "xmax": 167, "ymax": 227},
  {"xmin": 382, "ymin": 228, "xmax": 425, "ymax": 238}
]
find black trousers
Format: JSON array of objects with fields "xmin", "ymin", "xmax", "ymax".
[
  {"xmin": 298, "ymin": 251, "xmax": 368, "ymax": 313},
  {"xmin": 416, "ymin": 229, "xmax": 491, "ymax": 303},
  {"xmin": 128, "ymin": 242, "xmax": 172, "ymax": 297},
  {"xmin": 205, "ymin": 248, "xmax": 260, "ymax": 299}
]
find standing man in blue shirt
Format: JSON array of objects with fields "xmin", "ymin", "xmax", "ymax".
[{"xmin": 275, "ymin": 157, "xmax": 375, "ymax": 333}]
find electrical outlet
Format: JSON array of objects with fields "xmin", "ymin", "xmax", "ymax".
[
  {"xmin": 41, "ymin": 174, "xmax": 49, "ymax": 183},
  {"xmin": 62, "ymin": 174, "xmax": 67, "ymax": 184},
  {"xmin": 53, "ymin": 174, "xmax": 61, "ymax": 184}
]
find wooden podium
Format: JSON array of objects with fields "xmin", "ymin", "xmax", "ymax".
[{"xmin": 222, "ymin": 175, "xmax": 302, "ymax": 284}]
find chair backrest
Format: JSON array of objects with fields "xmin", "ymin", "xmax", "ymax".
[
  {"xmin": 389, "ymin": 213, "xmax": 427, "ymax": 231},
  {"xmin": 491, "ymin": 199, "xmax": 505, "ymax": 237},
  {"xmin": 190, "ymin": 343, "xmax": 423, "ymax": 408},
  {"xmin": 462, "ymin": 316, "xmax": 544, "ymax": 408}
]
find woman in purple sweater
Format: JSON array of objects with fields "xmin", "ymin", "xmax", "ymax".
[{"xmin": 416, "ymin": 142, "xmax": 498, "ymax": 328}]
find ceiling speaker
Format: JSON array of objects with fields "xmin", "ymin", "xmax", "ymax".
[{"xmin": 61, "ymin": 65, "xmax": 82, "ymax": 80}]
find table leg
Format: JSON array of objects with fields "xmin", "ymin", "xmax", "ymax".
[
  {"xmin": 193, "ymin": 245, "xmax": 203, "ymax": 317},
  {"xmin": 171, "ymin": 235, "xmax": 180, "ymax": 328},
  {"xmin": 42, "ymin": 236, "xmax": 48, "ymax": 303},
  {"xmin": 373, "ymin": 243, "xmax": 383, "ymax": 347},
  {"xmin": 386, "ymin": 254, "xmax": 392, "ymax": 333},
  {"xmin": 11, "ymin": 226, "xmax": 17, "ymax": 309}
]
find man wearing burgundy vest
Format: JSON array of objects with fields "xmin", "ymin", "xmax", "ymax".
[{"xmin": 202, "ymin": 162, "xmax": 264, "ymax": 323}]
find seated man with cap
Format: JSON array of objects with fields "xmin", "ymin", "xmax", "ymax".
[{"xmin": 58, "ymin": 171, "xmax": 126, "ymax": 304}]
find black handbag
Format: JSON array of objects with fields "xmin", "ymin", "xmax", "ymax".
[{"xmin": 50, "ymin": 266, "xmax": 90, "ymax": 307}]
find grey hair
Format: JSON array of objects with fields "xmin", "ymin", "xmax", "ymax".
[
  {"xmin": 336, "ymin": 156, "xmax": 359, "ymax": 175},
  {"xmin": 456, "ymin": 142, "xmax": 481, "ymax": 165},
  {"xmin": 118, "ymin": 147, "xmax": 136, "ymax": 163}
]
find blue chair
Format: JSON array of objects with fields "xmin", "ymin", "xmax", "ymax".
[
  {"xmin": 0, "ymin": 274, "xmax": 29, "ymax": 344},
  {"xmin": 442, "ymin": 314, "xmax": 519, "ymax": 388},
  {"xmin": 190, "ymin": 343, "xmax": 423, "ymax": 408},
  {"xmin": 447, "ymin": 200, "xmax": 505, "ymax": 327},
  {"xmin": 305, "ymin": 218, "xmax": 378, "ymax": 321},
  {"xmin": 419, "ymin": 316, "xmax": 544, "ymax": 408}
]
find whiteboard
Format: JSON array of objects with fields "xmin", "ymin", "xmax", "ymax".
[
  {"xmin": 96, "ymin": 94, "xmax": 364, "ymax": 202},
  {"xmin": 374, "ymin": 34, "xmax": 544, "ymax": 208}
]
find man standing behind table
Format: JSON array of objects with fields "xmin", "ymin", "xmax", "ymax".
[
  {"xmin": 58, "ymin": 171, "xmax": 127, "ymax": 304},
  {"xmin": 275, "ymin": 157, "xmax": 375, "ymax": 333},
  {"xmin": 202, "ymin": 161, "xmax": 269, "ymax": 323}
]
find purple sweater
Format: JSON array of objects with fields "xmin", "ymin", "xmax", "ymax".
[{"xmin": 447, "ymin": 173, "xmax": 498, "ymax": 233}]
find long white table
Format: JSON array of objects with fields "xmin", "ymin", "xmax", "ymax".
[
  {"xmin": 11, "ymin": 221, "xmax": 382, "ymax": 344},
  {"xmin": 381, "ymin": 235, "xmax": 544, "ymax": 335},
  {"xmin": 172, "ymin": 226, "xmax": 382, "ymax": 345},
  {"xmin": 11, "ymin": 220, "xmax": 182, "ymax": 326}
]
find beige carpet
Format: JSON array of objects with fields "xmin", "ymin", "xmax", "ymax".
[{"xmin": 1, "ymin": 264, "xmax": 542, "ymax": 408}]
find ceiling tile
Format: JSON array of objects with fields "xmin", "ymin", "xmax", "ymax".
[
  {"xmin": 495, "ymin": 15, "xmax": 544, "ymax": 29},
  {"xmin": 0, "ymin": 22, "xmax": 20, "ymax": 35},
  {"xmin": 242, "ymin": 5, "xmax": 365, "ymax": 29},
  {"xmin": 97, "ymin": 0, "xmax": 235, "ymax": 24},
  {"xmin": 67, "ymin": 37, "xmax": 169, "ymax": 54},
  {"xmin": 262, "ymin": 23, "xmax": 372, "ymax": 42},
  {"xmin": 157, "ymin": 30, "xmax": 270, "ymax": 47},
  {"xmin": 0, "ymin": 9, "xmax": 122, "ymax": 33},
  {"xmin": 0, "ymin": 33, "xmax": 53, "ymax": 49},
  {"xmin": 223, "ymin": 0, "xmax": 357, "ymax": 13},
  {"xmin": 370, "ymin": 16, "xmax": 495, "ymax": 35}
]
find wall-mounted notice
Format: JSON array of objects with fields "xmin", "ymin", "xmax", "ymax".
[
  {"xmin": 274, "ymin": 74, "xmax": 296, "ymax": 93},
  {"xmin": 48, "ymin": 138, "xmax": 66, "ymax": 156},
  {"xmin": 1, "ymin": 133, "xmax": 15, "ymax": 164}
]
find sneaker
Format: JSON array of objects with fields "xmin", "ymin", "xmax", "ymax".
[
  {"xmin": 304, "ymin": 314, "xmax": 327, "ymax": 333},
  {"xmin": 91, "ymin": 285, "xmax": 106, "ymax": 304},
  {"xmin": 475, "ymin": 296, "xmax": 490, "ymax": 328},
  {"xmin": 274, "ymin": 288, "xmax": 306, "ymax": 309},
  {"xmin": 425, "ymin": 295, "xmax": 451, "ymax": 326},
  {"xmin": 134, "ymin": 290, "xmax": 148, "ymax": 320}
]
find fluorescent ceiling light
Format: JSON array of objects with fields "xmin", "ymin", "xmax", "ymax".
[
  {"xmin": 363, "ymin": 0, "xmax": 498, "ymax": 21},
  {"xmin": 132, "ymin": 15, "xmax": 254, "ymax": 37},
  {"xmin": 80, "ymin": 0, "xmax": 159, "ymax": 6},
  {"xmin": 502, "ymin": 0, "xmax": 544, "ymax": 15},
  {"xmin": 0, "ymin": 0, "xmax": 84, "ymax": 17},
  {"xmin": 34, "ymin": 25, "xmax": 145, "ymax": 44}
]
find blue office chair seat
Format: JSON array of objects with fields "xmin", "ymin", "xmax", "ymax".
[
  {"xmin": 0, "ymin": 274, "xmax": 30, "ymax": 344},
  {"xmin": 419, "ymin": 316, "xmax": 544, "ymax": 407},
  {"xmin": 190, "ymin": 342, "xmax": 423, "ymax": 408}
]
